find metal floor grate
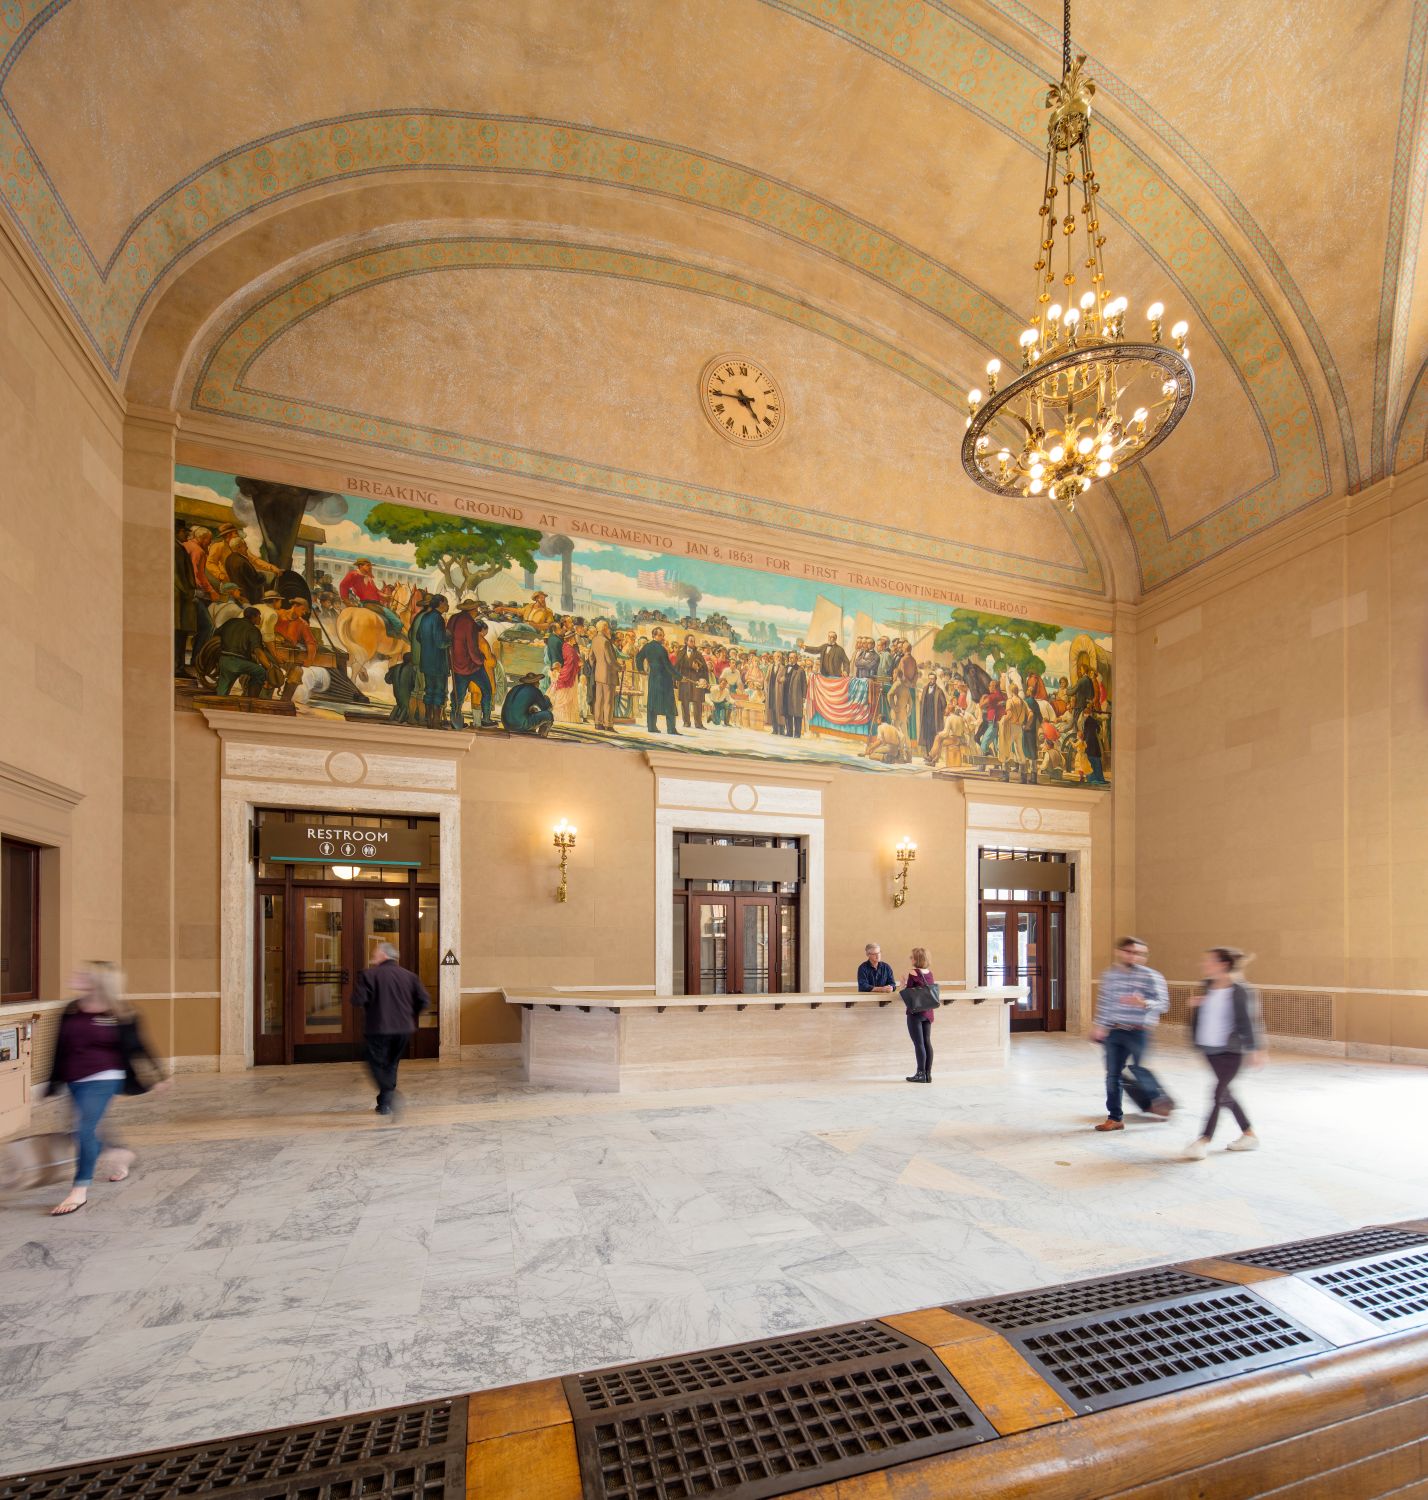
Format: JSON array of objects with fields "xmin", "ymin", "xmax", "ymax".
[
  {"xmin": 0, "ymin": 1400, "xmax": 463, "ymax": 1500},
  {"xmin": 1307, "ymin": 1249, "xmax": 1428, "ymax": 1329},
  {"xmin": 954, "ymin": 1266, "xmax": 1229, "ymax": 1333},
  {"xmin": 566, "ymin": 1326, "xmax": 996, "ymax": 1499},
  {"xmin": 1224, "ymin": 1226, "xmax": 1428, "ymax": 1273},
  {"xmin": 1008, "ymin": 1288, "xmax": 1329, "ymax": 1414},
  {"xmin": 568, "ymin": 1322, "xmax": 909, "ymax": 1415}
]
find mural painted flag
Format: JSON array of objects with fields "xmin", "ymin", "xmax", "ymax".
[
  {"xmin": 638, "ymin": 569, "xmax": 667, "ymax": 589},
  {"xmin": 808, "ymin": 674, "xmax": 874, "ymax": 726}
]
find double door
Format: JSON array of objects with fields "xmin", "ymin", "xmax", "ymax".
[
  {"xmin": 980, "ymin": 901, "xmax": 1065, "ymax": 1032},
  {"xmin": 681, "ymin": 893, "xmax": 796, "ymax": 995},
  {"xmin": 256, "ymin": 884, "xmax": 440, "ymax": 1063}
]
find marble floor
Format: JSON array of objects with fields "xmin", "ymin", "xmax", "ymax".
[{"xmin": 1, "ymin": 1036, "xmax": 1424, "ymax": 1476}]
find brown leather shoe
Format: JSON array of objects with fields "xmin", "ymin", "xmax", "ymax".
[{"xmin": 1094, "ymin": 1119, "xmax": 1125, "ymax": 1131}]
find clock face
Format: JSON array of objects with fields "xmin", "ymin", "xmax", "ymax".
[{"xmin": 700, "ymin": 355, "xmax": 785, "ymax": 445}]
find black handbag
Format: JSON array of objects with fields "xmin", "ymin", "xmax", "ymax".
[{"xmin": 900, "ymin": 984, "xmax": 941, "ymax": 1011}]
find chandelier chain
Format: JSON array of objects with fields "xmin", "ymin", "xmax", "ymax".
[{"xmin": 1062, "ymin": 0, "xmax": 1071, "ymax": 80}]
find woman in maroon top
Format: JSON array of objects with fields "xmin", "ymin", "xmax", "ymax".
[
  {"xmin": 44, "ymin": 964, "xmax": 166, "ymax": 1216},
  {"xmin": 903, "ymin": 946, "xmax": 937, "ymax": 1083}
]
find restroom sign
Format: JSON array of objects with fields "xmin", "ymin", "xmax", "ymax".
[{"xmin": 258, "ymin": 819, "xmax": 427, "ymax": 868}]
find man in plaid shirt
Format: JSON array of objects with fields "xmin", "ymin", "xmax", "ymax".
[{"xmin": 1091, "ymin": 936, "xmax": 1176, "ymax": 1131}]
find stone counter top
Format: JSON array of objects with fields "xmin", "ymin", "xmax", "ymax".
[{"xmin": 503, "ymin": 985, "xmax": 1023, "ymax": 1012}]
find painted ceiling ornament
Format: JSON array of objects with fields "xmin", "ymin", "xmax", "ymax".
[{"xmin": 961, "ymin": 0, "xmax": 1193, "ymax": 512}]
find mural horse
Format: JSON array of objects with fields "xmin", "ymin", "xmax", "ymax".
[{"xmin": 333, "ymin": 604, "xmax": 407, "ymax": 688}]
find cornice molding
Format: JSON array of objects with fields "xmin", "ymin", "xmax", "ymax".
[
  {"xmin": 197, "ymin": 706, "xmax": 477, "ymax": 762},
  {"xmin": 0, "ymin": 758, "xmax": 85, "ymax": 809},
  {"xmin": 643, "ymin": 750, "xmax": 836, "ymax": 786}
]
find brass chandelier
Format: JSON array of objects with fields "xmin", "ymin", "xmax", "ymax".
[{"xmin": 961, "ymin": 0, "xmax": 1193, "ymax": 510}]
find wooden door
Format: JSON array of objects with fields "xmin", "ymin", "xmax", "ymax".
[
  {"xmin": 686, "ymin": 894, "xmax": 782, "ymax": 995},
  {"xmin": 981, "ymin": 901, "xmax": 1064, "ymax": 1032}
]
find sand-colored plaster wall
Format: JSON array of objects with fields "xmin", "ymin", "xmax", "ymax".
[
  {"xmin": 1135, "ymin": 474, "xmax": 1428, "ymax": 1015},
  {"xmin": 0, "ymin": 235, "xmax": 125, "ymax": 994}
]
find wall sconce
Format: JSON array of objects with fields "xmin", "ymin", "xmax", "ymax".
[
  {"xmin": 553, "ymin": 819, "xmax": 577, "ymax": 903},
  {"xmin": 893, "ymin": 837, "xmax": 917, "ymax": 908}
]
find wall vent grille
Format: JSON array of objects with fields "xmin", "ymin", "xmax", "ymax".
[{"xmin": 1226, "ymin": 1227, "xmax": 1428, "ymax": 1272}]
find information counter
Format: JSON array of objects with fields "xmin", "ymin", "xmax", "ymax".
[{"xmin": 503, "ymin": 986, "xmax": 1021, "ymax": 1093}]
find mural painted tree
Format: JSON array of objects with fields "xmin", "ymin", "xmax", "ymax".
[
  {"xmin": 364, "ymin": 506, "xmax": 542, "ymax": 596},
  {"xmin": 933, "ymin": 610, "xmax": 1063, "ymax": 676}
]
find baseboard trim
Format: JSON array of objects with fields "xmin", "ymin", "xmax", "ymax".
[{"xmin": 460, "ymin": 1043, "xmax": 521, "ymax": 1061}]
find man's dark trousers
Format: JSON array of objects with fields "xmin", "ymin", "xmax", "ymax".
[
  {"xmin": 1103, "ymin": 1027, "xmax": 1163, "ymax": 1121},
  {"xmin": 364, "ymin": 1032, "xmax": 409, "ymax": 1110}
]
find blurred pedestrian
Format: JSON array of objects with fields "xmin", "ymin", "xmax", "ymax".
[
  {"xmin": 901, "ymin": 947, "xmax": 939, "ymax": 1083},
  {"xmin": 1183, "ymin": 947, "xmax": 1265, "ymax": 1159},
  {"xmin": 1091, "ymin": 936, "xmax": 1175, "ymax": 1130},
  {"xmin": 43, "ymin": 963, "xmax": 168, "ymax": 1216},
  {"xmin": 351, "ymin": 942, "xmax": 430, "ymax": 1115}
]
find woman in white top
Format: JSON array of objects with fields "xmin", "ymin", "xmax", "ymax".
[{"xmin": 1183, "ymin": 946, "xmax": 1264, "ymax": 1160}]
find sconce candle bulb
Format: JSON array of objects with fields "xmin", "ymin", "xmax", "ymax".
[{"xmin": 553, "ymin": 820, "xmax": 578, "ymax": 904}]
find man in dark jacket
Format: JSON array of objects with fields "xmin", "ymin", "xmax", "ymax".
[
  {"xmin": 636, "ymin": 627, "xmax": 679, "ymax": 735},
  {"xmin": 351, "ymin": 942, "xmax": 430, "ymax": 1114}
]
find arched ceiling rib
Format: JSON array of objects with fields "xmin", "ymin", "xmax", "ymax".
[{"xmin": 2, "ymin": 0, "xmax": 1425, "ymax": 595}]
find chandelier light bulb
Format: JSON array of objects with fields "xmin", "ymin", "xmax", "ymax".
[
  {"xmin": 968, "ymin": 388, "xmax": 982, "ymax": 405},
  {"xmin": 1064, "ymin": 306, "xmax": 1080, "ymax": 325},
  {"xmin": 1079, "ymin": 291, "xmax": 1096, "ymax": 310},
  {"xmin": 1029, "ymin": 479, "xmax": 1044, "ymax": 494},
  {"xmin": 1029, "ymin": 462, "xmax": 1045, "ymax": 478},
  {"xmin": 986, "ymin": 359, "xmax": 1001, "ymax": 376},
  {"xmin": 1048, "ymin": 444, "xmax": 1065, "ymax": 462},
  {"xmin": 1096, "ymin": 460, "xmax": 1112, "ymax": 477},
  {"xmin": 1171, "ymin": 320, "xmax": 1188, "ymax": 340},
  {"xmin": 1047, "ymin": 302, "xmax": 1063, "ymax": 323},
  {"xmin": 1162, "ymin": 378, "xmax": 1178, "ymax": 396},
  {"xmin": 997, "ymin": 449, "xmax": 1011, "ymax": 464},
  {"xmin": 1076, "ymin": 435, "xmax": 1094, "ymax": 454},
  {"xmin": 1019, "ymin": 328, "xmax": 1038, "ymax": 347},
  {"xmin": 1146, "ymin": 302, "xmax": 1164, "ymax": 321}
]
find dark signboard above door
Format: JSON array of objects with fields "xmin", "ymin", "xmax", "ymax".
[{"xmin": 258, "ymin": 819, "xmax": 426, "ymax": 868}]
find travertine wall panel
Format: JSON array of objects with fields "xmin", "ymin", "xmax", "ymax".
[
  {"xmin": 1136, "ymin": 481, "xmax": 1428, "ymax": 1000},
  {"xmin": 0, "ymin": 241, "xmax": 124, "ymax": 984}
]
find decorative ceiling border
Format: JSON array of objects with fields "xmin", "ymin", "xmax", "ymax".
[
  {"xmin": 1372, "ymin": 0, "xmax": 1428, "ymax": 480},
  {"xmin": 191, "ymin": 234, "xmax": 1106, "ymax": 593},
  {"xmin": 1391, "ymin": 353, "xmax": 1428, "ymax": 473}
]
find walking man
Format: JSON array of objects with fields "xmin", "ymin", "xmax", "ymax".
[
  {"xmin": 1091, "ymin": 936, "xmax": 1174, "ymax": 1130},
  {"xmin": 350, "ymin": 942, "xmax": 430, "ymax": 1116}
]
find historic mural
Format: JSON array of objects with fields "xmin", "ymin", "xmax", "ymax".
[{"xmin": 174, "ymin": 466, "xmax": 1113, "ymax": 786}]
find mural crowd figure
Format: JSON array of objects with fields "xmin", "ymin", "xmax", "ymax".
[{"xmin": 173, "ymin": 468, "xmax": 1114, "ymax": 788}]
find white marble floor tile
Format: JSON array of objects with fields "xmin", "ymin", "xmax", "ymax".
[{"xmin": 5, "ymin": 1038, "xmax": 1427, "ymax": 1478}]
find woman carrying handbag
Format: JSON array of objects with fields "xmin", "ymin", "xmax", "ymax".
[
  {"xmin": 1183, "ymin": 946, "xmax": 1264, "ymax": 1160},
  {"xmin": 44, "ymin": 963, "xmax": 169, "ymax": 1216},
  {"xmin": 900, "ymin": 947, "xmax": 940, "ymax": 1083}
]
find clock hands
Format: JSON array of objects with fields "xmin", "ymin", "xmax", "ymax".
[{"xmin": 710, "ymin": 387, "xmax": 760, "ymax": 417}]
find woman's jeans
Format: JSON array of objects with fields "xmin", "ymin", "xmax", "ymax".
[
  {"xmin": 1203, "ymin": 1051, "xmax": 1251, "ymax": 1139},
  {"xmin": 68, "ymin": 1078, "xmax": 124, "ymax": 1186},
  {"xmin": 906, "ymin": 1014, "xmax": 933, "ymax": 1075}
]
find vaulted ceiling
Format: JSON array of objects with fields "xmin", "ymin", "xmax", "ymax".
[{"xmin": 4, "ymin": 0, "xmax": 1427, "ymax": 598}]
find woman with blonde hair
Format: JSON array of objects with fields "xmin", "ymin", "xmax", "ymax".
[
  {"xmin": 1183, "ymin": 946, "xmax": 1264, "ymax": 1160},
  {"xmin": 43, "ymin": 963, "xmax": 167, "ymax": 1215},
  {"xmin": 901, "ymin": 946, "xmax": 939, "ymax": 1083}
]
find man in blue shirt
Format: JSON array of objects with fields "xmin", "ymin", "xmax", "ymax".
[
  {"xmin": 857, "ymin": 943, "xmax": 896, "ymax": 993},
  {"xmin": 1091, "ymin": 936, "xmax": 1174, "ymax": 1130}
]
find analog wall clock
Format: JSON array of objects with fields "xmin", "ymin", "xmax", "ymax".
[{"xmin": 699, "ymin": 355, "xmax": 785, "ymax": 446}]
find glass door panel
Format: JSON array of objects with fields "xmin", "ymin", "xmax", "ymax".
[
  {"xmin": 695, "ymin": 899, "xmax": 730, "ymax": 994},
  {"xmin": 297, "ymin": 894, "xmax": 349, "ymax": 1042},
  {"xmin": 361, "ymin": 894, "xmax": 404, "ymax": 970},
  {"xmin": 672, "ymin": 898, "xmax": 687, "ymax": 996},
  {"xmin": 417, "ymin": 895, "xmax": 439, "ymax": 1028},
  {"xmin": 1015, "ymin": 908, "xmax": 1042, "ymax": 1019},
  {"xmin": 983, "ymin": 910, "xmax": 1007, "ymax": 986},
  {"xmin": 778, "ymin": 903, "xmax": 797, "ymax": 993},
  {"xmin": 259, "ymin": 893, "xmax": 284, "ymax": 1036},
  {"xmin": 741, "ymin": 900, "xmax": 771, "ymax": 994},
  {"xmin": 1048, "ymin": 909, "xmax": 1064, "ymax": 1030}
]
